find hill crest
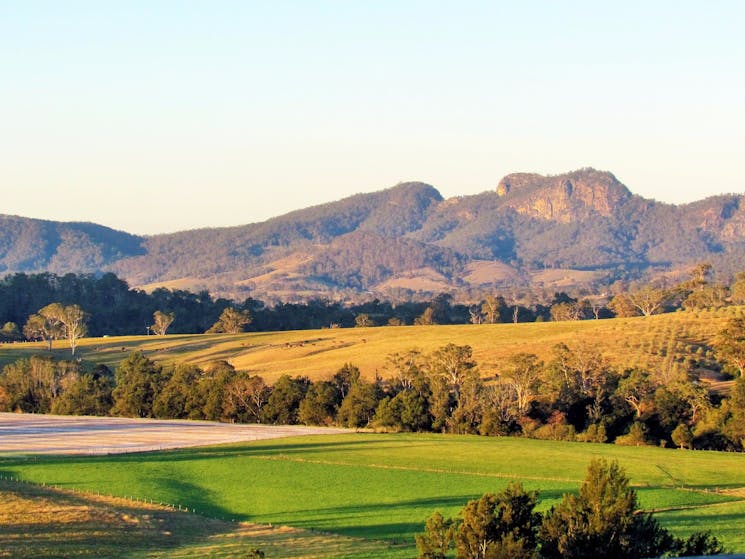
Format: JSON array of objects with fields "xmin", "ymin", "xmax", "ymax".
[{"xmin": 2, "ymin": 169, "xmax": 744, "ymax": 299}]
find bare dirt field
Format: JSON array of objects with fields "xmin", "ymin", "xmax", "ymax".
[{"xmin": 0, "ymin": 413, "xmax": 350, "ymax": 455}]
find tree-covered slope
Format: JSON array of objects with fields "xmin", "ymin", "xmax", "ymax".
[
  {"xmin": 0, "ymin": 215, "xmax": 144, "ymax": 273},
  {"xmin": 1, "ymin": 170, "xmax": 744, "ymax": 298}
]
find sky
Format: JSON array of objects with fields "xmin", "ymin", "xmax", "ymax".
[{"xmin": 1, "ymin": 1, "xmax": 743, "ymax": 235}]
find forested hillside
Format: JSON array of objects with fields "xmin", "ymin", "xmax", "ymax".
[
  {"xmin": 2, "ymin": 169, "xmax": 744, "ymax": 300},
  {"xmin": 0, "ymin": 216, "xmax": 143, "ymax": 273}
]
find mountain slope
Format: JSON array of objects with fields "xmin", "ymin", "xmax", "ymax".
[
  {"xmin": 0, "ymin": 215, "xmax": 144, "ymax": 273},
  {"xmin": 2, "ymin": 170, "xmax": 744, "ymax": 299}
]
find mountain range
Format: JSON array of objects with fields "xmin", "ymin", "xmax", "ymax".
[{"xmin": 3, "ymin": 168, "xmax": 744, "ymax": 301}]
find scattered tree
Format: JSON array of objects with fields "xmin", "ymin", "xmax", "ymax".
[
  {"xmin": 206, "ymin": 307, "xmax": 252, "ymax": 334},
  {"xmin": 355, "ymin": 313, "xmax": 374, "ymax": 327},
  {"xmin": 671, "ymin": 424, "xmax": 693, "ymax": 449},
  {"xmin": 23, "ymin": 303, "xmax": 65, "ymax": 350},
  {"xmin": 415, "ymin": 307, "xmax": 437, "ymax": 326},
  {"xmin": 56, "ymin": 304, "xmax": 89, "ymax": 356},
  {"xmin": 610, "ymin": 285, "xmax": 672, "ymax": 317},
  {"xmin": 0, "ymin": 322, "xmax": 21, "ymax": 341},
  {"xmin": 715, "ymin": 318, "xmax": 745, "ymax": 377},
  {"xmin": 151, "ymin": 310, "xmax": 175, "ymax": 336}
]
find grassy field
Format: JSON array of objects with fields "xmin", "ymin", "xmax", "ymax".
[
  {"xmin": 2, "ymin": 433, "xmax": 745, "ymax": 557},
  {"xmin": 0, "ymin": 478, "xmax": 396, "ymax": 558},
  {"xmin": 1, "ymin": 306, "xmax": 743, "ymax": 384}
]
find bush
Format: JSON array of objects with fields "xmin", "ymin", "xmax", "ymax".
[{"xmin": 540, "ymin": 459, "xmax": 674, "ymax": 559}]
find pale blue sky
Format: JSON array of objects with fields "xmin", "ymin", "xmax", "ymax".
[{"xmin": 1, "ymin": 1, "xmax": 743, "ymax": 234}]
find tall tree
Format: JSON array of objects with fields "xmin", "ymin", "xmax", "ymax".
[
  {"xmin": 337, "ymin": 377, "xmax": 383, "ymax": 428},
  {"xmin": 610, "ymin": 285, "xmax": 671, "ymax": 317},
  {"xmin": 730, "ymin": 271, "xmax": 745, "ymax": 304},
  {"xmin": 111, "ymin": 352, "xmax": 165, "ymax": 418},
  {"xmin": 455, "ymin": 482, "xmax": 541, "ymax": 559},
  {"xmin": 206, "ymin": 307, "xmax": 252, "ymax": 334},
  {"xmin": 498, "ymin": 353, "xmax": 542, "ymax": 418},
  {"xmin": 616, "ymin": 369, "xmax": 657, "ymax": 418},
  {"xmin": 51, "ymin": 367, "xmax": 114, "ymax": 416},
  {"xmin": 151, "ymin": 310, "xmax": 175, "ymax": 336},
  {"xmin": 0, "ymin": 355, "xmax": 66, "ymax": 413},
  {"xmin": 261, "ymin": 375, "xmax": 311, "ymax": 425},
  {"xmin": 152, "ymin": 363, "xmax": 205, "ymax": 419},
  {"xmin": 426, "ymin": 343, "xmax": 477, "ymax": 401},
  {"xmin": 414, "ymin": 307, "xmax": 437, "ymax": 325},
  {"xmin": 55, "ymin": 304, "xmax": 88, "ymax": 356},
  {"xmin": 222, "ymin": 372, "xmax": 269, "ymax": 423},
  {"xmin": 540, "ymin": 459, "xmax": 673, "ymax": 559},
  {"xmin": 416, "ymin": 511, "xmax": 454, "ymax": 559},
  {"xmin": 23, "ymin": 303, "xmax": 65, "ymax": 350},
  {"xmin": 715, "ymin": 318, "xmax": 745, "ymax": 377},
  {"xmin": 298, "ymin": 381, "xmax": 340, "ymax": 426},
  {"xmin": 354, "ymin": 313, "xmax": 374, "ymax": 327},
  {"xmin": 481, "ymin": 295, "xmax": 506, "ymax": 324}
]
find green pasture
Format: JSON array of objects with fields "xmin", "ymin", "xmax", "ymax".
[
  {"xmin": 2, "ymin": 305, "xmax": 743, "ymax": 384},
  {"xmin": 2, "ymin": 433, "xmax": 745, "ymax": 557}
]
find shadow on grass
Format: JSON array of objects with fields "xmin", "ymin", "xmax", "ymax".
[
  {"xmin": 0, "ymin": 437, "xmax": 377, "ymax": 469},
  {"xmin": 0, "ymin": 476, "xmax": 415, "ymax": 558},
  {"xmin": 0, "ymin": 477, "xmax": 237, "ymax": 558},
  {"xmin": 260, "ymin": 489, "xmax": 571, "ymax": 541}
]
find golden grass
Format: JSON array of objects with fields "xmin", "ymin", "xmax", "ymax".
[
  {"xmin": 529, "ymin": 268, "xmax": 605, "ymax": 287},
  {"xmin": 462, "ymin": 260, "xmax": 520, "ymax": 284},
  {"xmin": 2, "ymin": 307, "xmax": 742, "ymax": 384},
  {"xmin": 0, "ymin": 479, "xmax": 398, "ymax": 558}
]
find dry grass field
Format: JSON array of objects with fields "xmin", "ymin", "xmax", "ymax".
[
  {"xmin": 0, "ymin": 478, "xmax": 394, "ymax": 558},
  {"xmin": 1, "ymin": 307, "xmax": 741, "ymax": 385}
]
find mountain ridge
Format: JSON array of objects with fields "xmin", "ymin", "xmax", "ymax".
[{"xmin": 2, "ymin": 169, "xmax": 744, "ymax": 300}]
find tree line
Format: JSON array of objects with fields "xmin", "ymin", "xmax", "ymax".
[
  {"xmin": 3, "ymin": 328, "xmax": 745, "ymax": 451},
  {"xmin": 1, "ymin": 265, "xmax": 744, "ymax": 344}
]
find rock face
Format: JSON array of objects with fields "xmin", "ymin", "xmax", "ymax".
[
  {"xmin": 495, "ymin": 168, "xmax": 632, "ymax": 222},
  {"xmin": 681, "ymin": 195, "xmax": 745, "ymax": 242}
]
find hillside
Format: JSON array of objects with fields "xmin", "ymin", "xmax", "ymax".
[
  {"xmin": 2, "ymin": 307, "xmax": 739, "ymax": 386},
  {"xmin": 2, "ymin": 169, "xmax": 744, "ymax": 299},
  {"xmin": 0, "ymin": 215, "xmax": 144, "ymax": 274}
]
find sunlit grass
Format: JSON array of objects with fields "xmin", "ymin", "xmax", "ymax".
[
  {"xmin": 2, "ymin": 433, "xmax": 744, "ymax": 554},
  {"xmin": 1, "ymin": 307, "xmax": 741, "ymax": 384},
  {"xmin": 0, "ymin": 478, "xmax": 401, "ymax": 558}
]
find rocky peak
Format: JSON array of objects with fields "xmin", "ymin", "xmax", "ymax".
[{"xmin": 495, "ymin": 168, "xmax": 632, "ymax": 222}]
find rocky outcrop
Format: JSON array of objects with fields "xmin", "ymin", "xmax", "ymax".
[{"xmin": 496, "ymin": 168, "xmax": 632, "ymax": 222}]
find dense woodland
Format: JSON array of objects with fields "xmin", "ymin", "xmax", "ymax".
[{"xmin": 3, "ymin": 314, "xmax": 745, "ymax": 453}]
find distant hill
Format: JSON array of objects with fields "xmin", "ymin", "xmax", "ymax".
[
  {"xmin": 0, "ymin": 215, "xmax": 144, "ymax": 273},
  {"xmin": 2, "ymin": 169, "xmax": 744, "ymax": 299}
]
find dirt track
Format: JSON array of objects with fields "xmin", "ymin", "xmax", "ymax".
[{"xmin": 0, "ymin": 413, "xmax": 350, "ymax": 455}]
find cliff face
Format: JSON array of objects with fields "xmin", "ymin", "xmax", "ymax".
[
  {"xmin": 496, "ymin": 168, "xmax": 632, "ymax": 223},
  {"xmin": 682, "ymin": 196, "xmax": 745, "ymax": 242}
]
